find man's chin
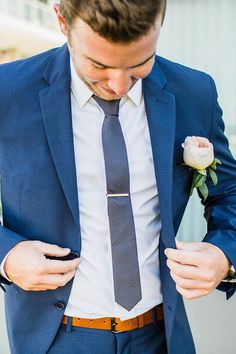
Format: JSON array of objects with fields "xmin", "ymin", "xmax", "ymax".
[
  {"xmin": 83, "ymin": 81, "xmax": 122, "ymax": 100},
  {"xmin": 92, "ymin": 86, "xmax": 123, "ymax": 101},
  {"xmin": 96, "ymin": 93, "xmax": 122, "ymax": 100}
]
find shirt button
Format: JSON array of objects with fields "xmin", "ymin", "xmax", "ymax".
[{"xmin": 55, "ymin": 302, "xmax": 65, "ymax": 311}]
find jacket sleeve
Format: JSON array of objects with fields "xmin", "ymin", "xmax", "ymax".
[
  {"xmin": 202, "ymin": 76, "xmax": 236, "ymax": 298},
  {"xmin": 0, "ymin": 223, "xmax": 27, "ymax": 286}
]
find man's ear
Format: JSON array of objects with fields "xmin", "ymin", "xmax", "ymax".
[{"xmin": 54, "ymin": 3, "xmax": 68, "ymax": 37}]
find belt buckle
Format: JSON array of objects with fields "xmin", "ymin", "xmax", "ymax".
[{"xmin": 111, "ymin": 318, "xmax": 121, "ymax": 333}]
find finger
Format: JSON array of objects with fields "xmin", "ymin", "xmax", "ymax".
[
  {"xmin": 170, "ymin": 272, "xmax": 213, "ymax": 291},
  {"xmin": 167, "ymin": 259, "xmax": 220, "ymax": 286},
  {"xmin": 176, "ymin": 285, "xmax": 210, "ymax": 300},
  {"xmin": 28, "ymin": 269, "xmax": 77, "ymax": 291},
  {"xmin": 176, "ymin": 240, "xmax": 202, "ymax": 251},
  {"xmin": 45, "ymin": 257, "xmax": 80, "ymax": 274},
  {"xmin": 165, "ymin": 248, "xmax": 203, "ymax": 266},
  {"xmin": 167, "ymin": 259, "xmax": 200, "ymax": 279},
  {"xmin": 35, "ymin": 241, "xmax": 71, "ymax": 257},
  {"xmin": 44, "ymin": 269, "xmax": 77, "ymax": 288}
]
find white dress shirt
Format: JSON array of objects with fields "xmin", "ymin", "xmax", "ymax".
[{"xmin": 64, "ymin": 60, "xmax": 163, "ymax": 320}]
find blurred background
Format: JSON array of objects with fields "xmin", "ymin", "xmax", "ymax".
[{"xmin": 0, "ymin": 0, "xmax": 236, "ymax": 353}]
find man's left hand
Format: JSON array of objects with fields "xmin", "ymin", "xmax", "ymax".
[{"xmin": 165, "ymin": 241, "xmax": 230, "ymax": 299}]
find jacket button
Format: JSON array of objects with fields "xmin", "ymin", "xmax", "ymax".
[{"xmin": 55, "ymin": 302, "xmax": 65, "ymax": 311}]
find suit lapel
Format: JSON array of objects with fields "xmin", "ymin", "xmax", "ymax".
[
  {"xmin": 39, "ymin": 45, "xmax": 80, "ymax": 232},
  {"xmin": 143, "ymin": 61, "xmax": 179, "ymax": 341},
  {"xmin": 143, "ymin": 61, "xmax": 176, "ymax": 248}
]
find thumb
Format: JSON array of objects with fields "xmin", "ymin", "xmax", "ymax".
[
  {"xmin": 175, "ymin": 240, "xmax": 185, "ymax": 250},
  {"xmin": 176, "ymin": 239, "xmax": 201, "ymax": 251},
  {"xmin": 36, "ymin": 241, "xmax": 71, "ymax": 257}
]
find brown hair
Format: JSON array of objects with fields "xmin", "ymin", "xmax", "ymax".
[{"xmin": 60, "ymin": 0, "xmax": 167, "ymax": 43}]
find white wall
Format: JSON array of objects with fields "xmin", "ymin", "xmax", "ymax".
[
  {"xmin": 0, "ymin": 294, "xmax": 9, "ymax": 354},
  {"xmin": 157, "ymin": 0, "xmax": 236, "ymax": 245},
  {"xmin": 158, "ymin": 0, "xmax": 236, "ymax": 131}
]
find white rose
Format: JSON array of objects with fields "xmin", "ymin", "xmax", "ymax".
[{"xmin": 182, "ymin": 136, "xmax": 214, "ymax": 170}]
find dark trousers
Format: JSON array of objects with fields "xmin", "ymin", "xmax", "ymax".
[{"xmin": 47, "ymin": 318, "xmax": 167, "ymax": 354}]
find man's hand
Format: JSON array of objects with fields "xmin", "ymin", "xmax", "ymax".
[
  {"xmin": 165, "ymin": 240, "xmax": 230, "ymax": 299},
  {"xmin": 4, "ymin": 240, "xmax": 80, "ymax": 291}
]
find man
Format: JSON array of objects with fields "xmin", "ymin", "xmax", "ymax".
[{"xmin": 0, "ymin": 1, "xmax": 236, "ymax": 353}]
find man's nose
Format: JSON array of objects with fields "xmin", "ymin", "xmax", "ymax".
[{"xmin": 107, "ymin": 72, "xmax": 132, "ymax": 96}]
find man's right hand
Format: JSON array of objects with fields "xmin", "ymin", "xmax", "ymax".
[{"xmin": 4, "ymin": 240, "xmax": 80, "ymax": 291}]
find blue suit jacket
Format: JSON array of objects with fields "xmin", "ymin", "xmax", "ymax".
[{"xmin": 1, "ymin": 44, "xmax": 236, "ymax": 354}]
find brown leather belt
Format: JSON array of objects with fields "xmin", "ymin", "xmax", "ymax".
[{"xmin": 62, "ymin": 304, "xmax": 163, "ymax": 333}]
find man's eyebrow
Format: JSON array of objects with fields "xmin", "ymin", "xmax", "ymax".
[{"xmin": 85, "ymin": 53, "xmax": 156, "ymax": 69}]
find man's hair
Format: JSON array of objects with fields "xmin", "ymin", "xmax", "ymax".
[{"xmin": 60, "ymin": 0, "xmax": 167, "ymax": 43}]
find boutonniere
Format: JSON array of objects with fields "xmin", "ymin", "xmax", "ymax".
[{"xmin": 182, "ymin": 136, "xmax": 221, "ymax": 201}]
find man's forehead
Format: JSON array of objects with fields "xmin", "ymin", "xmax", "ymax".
[{"xmin": 84, "ymin": 53, "xmax": 156, "ymax": 70}]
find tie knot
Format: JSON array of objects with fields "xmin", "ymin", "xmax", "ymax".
[{"xmin": 93, "ymin": 95, "xmax": 120, "ymax": 117}]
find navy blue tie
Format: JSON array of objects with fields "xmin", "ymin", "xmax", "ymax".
[{"xmin": 93, "ymin": 95, "xmax": 142, "ymax": 311}]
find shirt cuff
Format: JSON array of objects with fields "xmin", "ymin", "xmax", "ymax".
[
  {"xmin": 222, "ymin": 265, "xmax": 236, "ymax": 283},
  {"xmin": 0, "ymin": 252, "xmax": 12, "ymax": 282},
  {"xmin": 222, "ymin": 279, "xmax": 236, "ymax": 283}
]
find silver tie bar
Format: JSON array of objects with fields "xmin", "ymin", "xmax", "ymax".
[{"xmin": 107, "ymin": 193, "xmax": 129, "ymax": 197}]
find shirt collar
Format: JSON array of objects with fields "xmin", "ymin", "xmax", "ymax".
[
  {"xmin": 70, "ymin": 57, "xmax": 142, "ymax": 107},
  {"xmin": 70, "ymin": 58, "xmax": 93, "ymax": 108},
  {"xmin": 126, "ymin": 79, "xmax": 142, "ymax": 106}
]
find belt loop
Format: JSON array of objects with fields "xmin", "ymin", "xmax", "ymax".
[
  {"xmin": 152, "ymin": 307, "xmax": 158, "ymax": 325},
  {"xmin": 66, "ymin": 316, "xmax": 73, "ymax": 333},
  {"xmin": 111, "ymin": 318, "xmax": 118, "ymax": 333},
  {"xmin": 157, "ymin": 304, "xmax": 164, "ymax": 321},
  {"xmin": 138, "ymin": 314, "xmax": 144, "ymax": 328}
]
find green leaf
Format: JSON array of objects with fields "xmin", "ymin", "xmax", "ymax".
[
  {"xmin": 208, "ymin": 168, "xmax": 218, "ymax": 186},
  {"xmin": 190, "ymin": 172, "xmax": 207, "ymax": 195},
  {"xmin": 197, "ymin": 169, "xmax": 207, "ymax": 176},
  {"xmin": 210, "ymin": 163, "xmax": 216, "ymax": 170},
  {"xmin": 192, "ymin": 173, "xmax": 206, "ymax": 188},
  {"xmin": 198, "ymin": 182, "xmax": 209, "ymax": 201},
  {"xmin": 210, "ymin": 158, "xmax": 222, "ymax": 170},
  {"xmin": 214, "ymin": 158, "xmax": 222, "ymax": 165},
  {"xmin": 190, "ymin": 171, "xmax": 197, "ymax": 195}
]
